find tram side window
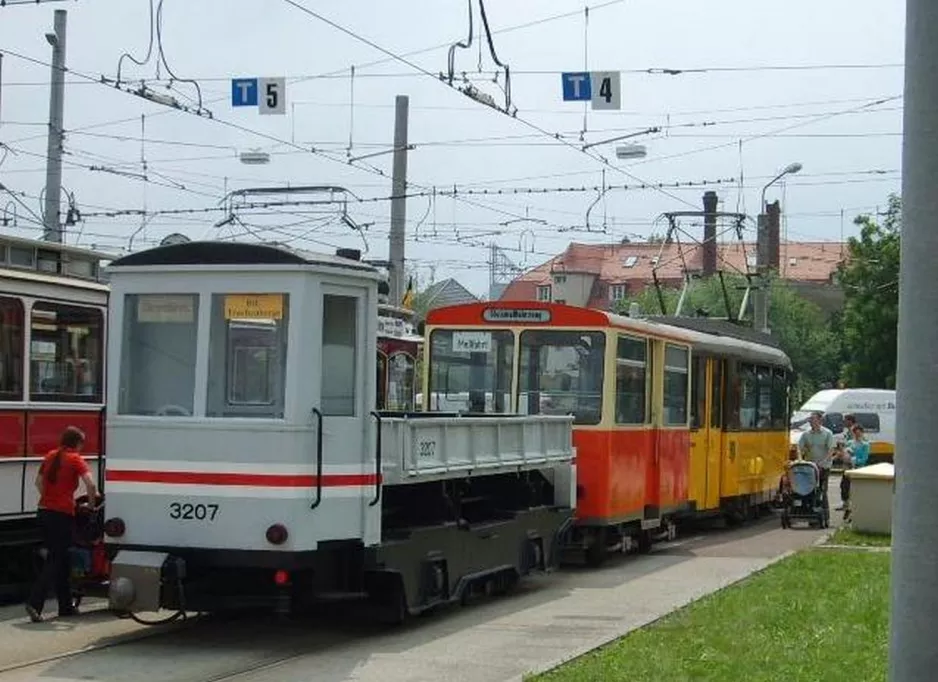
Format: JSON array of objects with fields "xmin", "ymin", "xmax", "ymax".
[
  {"xmin": 689, "ymin": 355, "xmax": 707, "ymax": 429},
  {"xmin": 376, "ymin": 352, "xmax": 388, "ymax": 410},
  {"xmin": 206, "ymin": 293, "xmax": 289, "ymax": 419},
  {"xmin": 771, "ymin": 368, "xmax": 789, "ymax": 429},
  {"xmin": 30, "ymin": 302, "xmax": 103, "ymax": 403},
  {"xmin": 757, "ymin": 366, "xmax": 773, "ymax": 428},
  {"xmin": 321, "ymin": 294, "xmax": 359, "ymax": 417},
  {"xmin": 615, "ymin": 335, "xmax": 648, "ymax": 425},
  {"xmin": 663, "ymin": 344, "xmax": 689, "ymax": 426},
  {"xmin": 0, "ymin": 297, "xmax": 24, "ymax": 401},
  {"xmin": 428, "ymin": 329, "xmax": 513, "ymax": 413},
  {"xmin": 739, "ymin": 364, "xmax": 759, "ymax": 429},
  {"xmin": 119, "ymin": 294, "xmax": 199, "ymax": 416},
  {"xmin": 520, "ymin": 330, "xmax": 605, "ymax": 425}
]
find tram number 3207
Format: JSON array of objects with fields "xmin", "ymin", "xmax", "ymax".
[{"xmin": 169, "ymin": 502, "xmax": 220, "ymax": 521}]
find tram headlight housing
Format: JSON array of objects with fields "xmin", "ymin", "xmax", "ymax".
[
  {"xmin": 104, "ymin": 517, "xmax": 126, "ymax": 538},
  {"xmin": 266, "ymin": 523, "xmax": 288, "ymax": 545}
]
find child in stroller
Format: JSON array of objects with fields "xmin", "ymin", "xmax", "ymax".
[
  {"xmin": 69, "ymin": 494, "xmax": 110, "ymax": 608},
  {"xmin": 779, "ymin": 460, "xmax": 830, "ymax": 529}
]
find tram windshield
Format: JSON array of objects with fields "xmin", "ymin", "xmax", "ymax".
[
  {"xmin": 518, "ymin": 330, "xmax": 605, "ymax": 425},
  {"xmin": 427, "ymin": 329, "xmax": 513, "ymax": 413}
]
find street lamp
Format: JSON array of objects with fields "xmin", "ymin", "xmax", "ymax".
[
  {"xmin": 761, "ymin": 162, "xmax": 802, "ymax": 208},
  {"xmin": 753, "ymin": 161, "xmax": 802, "ymax": 335}
]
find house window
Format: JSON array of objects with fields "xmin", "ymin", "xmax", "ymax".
[
  {"xmin": 536, "ymin": 285, "xmax": 551, "ymax": 302},
  {"xmin": 623, "ymin": 256, "xmax": 638, "ymax": 268},
  {"xmin": 609, "ymin": 284, "xmax": 628, "ymax": 301},
  {"xmin": 553, "ymin": 274, "xmax": 566, "ymax": 284}
]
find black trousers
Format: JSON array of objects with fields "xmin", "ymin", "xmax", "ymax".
[
  {"xmin": 27, "ymin": 509, "xmax": 74, "ymax": 614},
  {"xmin": 841, "ymin": 473, "xmax": 852, "ymax": 502}
]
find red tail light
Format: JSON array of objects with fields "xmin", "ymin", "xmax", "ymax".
[
  {"xmin": 274, "ymin": 570, "xmax": 290, "ymax": 585},
  {"xmin": 104, "ymin": 517, "xmax": 125, "ymax": 537},
  {"xmin": 266, "ymin": 523, "xmax": 288, "ymax": 545}
]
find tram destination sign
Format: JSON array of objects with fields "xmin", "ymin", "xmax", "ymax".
[
  {"xmin": 224, "ymin": 293, "xmax": 284, "ymax": 320},
  {"xmin": 482, "ymin": 308, "xmax": 551, "ymax": 323}
]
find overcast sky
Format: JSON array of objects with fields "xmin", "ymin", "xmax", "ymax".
[{"xmin": 0, "ymin": 0, "xmax": 904, "ymax": 297}]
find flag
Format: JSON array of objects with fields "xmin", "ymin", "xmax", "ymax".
[{"xmin": 401, "ymin": 276, "xmax": 415, "ymax": 310}]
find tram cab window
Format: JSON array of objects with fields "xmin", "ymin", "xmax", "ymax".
[
  {"xmin": 207, "ymin": 293, "xmax": 289, "ymax": 419},
  {"xmin": 30, "ymin": 302, "xmax": 103, "ymax": 403},
  {"xmin": 119, "ymin": 294, "xmax": 199, "ymax": 416},
  {"xmin": 519, "ymin": 330, "xmax": 605, "ymax": 425},
  {"xmin": 428, "ymin": 329, "xmax": 513, "ymax": 413},
  {"xmin": 663, "ymin": 344, "xmax": 690, "ymax": 426},
  {"xmin": 386, "ymin": 352, "xmax": 415, "ymax": 412},
  {"xmin": 710, "ymin": 359, "xmax": 723, "ymax": 429},
  {"xmin": 320, "ymin": 294, "xmax": 357, "ymax": 417},
  {"xmin": 757, "ymin": 366, "xmax": 773, "ymax": 428},
  {"xmin": 0, "ymin": 297, "xmax": 24, "ymax": 401},
  {"xmin": 615, "ymin": 335, "xmax": 648, "ymax": 425}
]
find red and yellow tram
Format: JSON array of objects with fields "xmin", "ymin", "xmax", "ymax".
[{"xmin": 423, "ymin": 301, "xmax": 792, "ymax": 565}]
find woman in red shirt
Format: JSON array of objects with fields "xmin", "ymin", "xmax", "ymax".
[{"xmin": 25, "ymin": 426, "xmax": 98, "ymax": 622}]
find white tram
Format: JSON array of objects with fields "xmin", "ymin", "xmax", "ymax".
[
  {"xmin": 0, "ymin": 235, "xmax": 111, "ymax": 593},
  {"xmin": 103, "ymin": 241, "xmax": 575, "ymax": 621}
]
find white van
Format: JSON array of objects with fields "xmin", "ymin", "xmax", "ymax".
[{"xmin": 789, "ymin": 388, "xmax": 896, "ymax": 464}]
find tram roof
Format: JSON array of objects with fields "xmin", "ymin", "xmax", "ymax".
[
  {"xmin": 426, "ymin": 302, "xmax": 791, "ymax": 369},
  {"xmin": 107, "ymin": 240, "xmax": 379, "ymax": 275}
]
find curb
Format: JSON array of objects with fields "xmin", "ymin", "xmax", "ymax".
[
  {"xmin": 814, "ymin": 543, "xmax": 891, "ymax": 552},
  {"xmin": 510, "ymin": 550, "xmax": 798, "ymax": 682}
]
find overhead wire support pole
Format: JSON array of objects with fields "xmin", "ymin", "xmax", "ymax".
[
  {"xmin": 389, "ymin": 94, "xmax": 409, "ymax": 306},
  {"xmin": 890, "ymin": 0, "xmax": 938, "ymax": 680},
  {"xmin": 42, "ymin": 9, "xmax": 67, "ymax": 243}
]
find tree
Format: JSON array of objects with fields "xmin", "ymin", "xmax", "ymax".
[
  {"xmin": 837, "ymin": 194, "xmax": 900, "ymax": 388},
  {"xmin": 616, "ymin": 273, "xmax": 842, "ymax": 404}
]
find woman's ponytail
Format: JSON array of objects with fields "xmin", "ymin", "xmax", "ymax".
[{"xmin": 45, "ymin": 426, "xmax": 85, "ymax": 485}]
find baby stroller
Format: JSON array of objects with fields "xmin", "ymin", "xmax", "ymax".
[
  {"xmin": 779, "ymin": 460, "xmax": 830, "ymax": 529},
  {"xmin": 69, "ymin": 494, "xmax": 111, "ymax": 608}
]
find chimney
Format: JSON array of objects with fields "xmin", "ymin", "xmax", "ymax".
[
  {"xmin": 766, "ymin": 200, "xmax": 781, "ymax": 270},
  {"xmin": 702, "ymin": 191, "xmax": 718, "ymax": 276}
]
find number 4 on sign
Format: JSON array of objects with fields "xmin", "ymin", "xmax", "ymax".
[{"xmin": 590, "ymin": 71, "xmax": 621, "ymax": 110}]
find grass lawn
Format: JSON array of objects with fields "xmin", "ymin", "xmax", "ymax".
[
  {"xmin": 527, "ymin": 549, "xmax": 889, "ymax": 682},
  {"xmin": 827, "ymin": 526, "xmax": 892, "ymax": 547}
]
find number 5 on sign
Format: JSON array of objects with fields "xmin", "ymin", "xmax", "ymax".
[
  {"xmin": 590, "ymin": 71, "xmax": 621, "ymax": 110},
  {"xmin": 259, "ymin": 77, "xmax": 286, "ymax": 115}
]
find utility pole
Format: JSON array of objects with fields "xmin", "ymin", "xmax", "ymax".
[
  {"xmin": 702, "ymin": 191, "xmax": 718, "ymax": 277},
  {"xmin": 42, "ymin": 9, "xmax": 67, "ymax": 243},
  {"xmin": 890, "ymin": 0, "xmax": 938, "ymax": 679},
  {"xmin": 752, "ymin": 212, "xmax": 769, "ymax": 334},
  {"xmin": 388, "ymin": 95, "xmax": 409, "ymax": 306}
]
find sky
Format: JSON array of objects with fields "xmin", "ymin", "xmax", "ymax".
[{"xmin": 0, "ymin": 0, "xmax": 905, "ymax": 298}]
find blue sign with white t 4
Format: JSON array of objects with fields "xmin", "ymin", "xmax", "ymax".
[
  {"xmin": 561, "ymin": 72, "xmax": 592, "ymax": 101},
  {"xmin": 231, "ymin": 78, "xmax": 259, "ymax": 107}
]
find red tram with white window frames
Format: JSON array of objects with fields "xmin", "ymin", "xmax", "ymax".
[
  {"xmin": 0, "ymin": 235, "xmax": 111, "ymax": 595},
  {"xmin": 376, "ymin": 303, "xmax": 422, "ymax": 412}
]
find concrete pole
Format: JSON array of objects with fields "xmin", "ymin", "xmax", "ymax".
[
  {"xmin": 890, "ymin": 1, "xmax": 938, "ymax": 679},
  {"xmin": 388, "ymin": 95, "xmax": 409, "ymax": 305},
  {"xmin": 42, "ymin": 9, "xmax": 67, "ymax": 243}
]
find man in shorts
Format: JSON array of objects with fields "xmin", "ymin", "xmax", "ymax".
[{"xmin": 798, "ymin": 411, "xmax": 836, "ymax": 507}]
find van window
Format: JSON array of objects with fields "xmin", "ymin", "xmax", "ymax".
[
  {"xmin": 822, "ymin": 412, "xmax": 845, "ymax": 434},
  {"xmin": 852, "ymin": 412, "xmax": 880, "ymax": 433}
]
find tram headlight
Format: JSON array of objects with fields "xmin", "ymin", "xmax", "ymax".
[
  {"xmin": 266, "ymin": 523, "xmax": 289, "ymax": 545},
  {"xmin": 104, "ymin": 517, "xmax": 126, "ymax": 538}
]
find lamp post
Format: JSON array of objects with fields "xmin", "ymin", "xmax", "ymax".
[{"xmin": 753, "ymin": 162, "xmax": 802, "ymax": 334}]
